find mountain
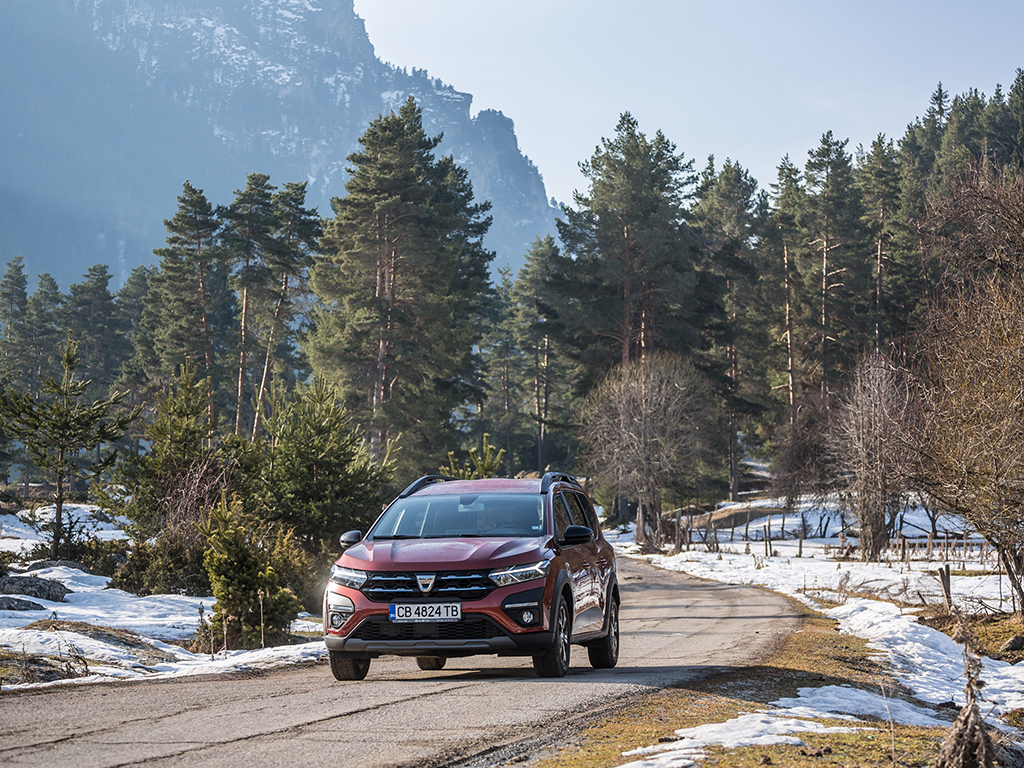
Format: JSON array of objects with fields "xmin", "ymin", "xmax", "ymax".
[{"xmin": 0, "ymin": 0, "xmax": 559, "ymax": 288}]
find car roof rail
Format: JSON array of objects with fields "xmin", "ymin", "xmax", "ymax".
[
  {"xmin": 397, "ymin": 474, "xmax": 459, "ymax": 498},
  {"xmin": 540, "ymin": 471, "xmax": 582, "ymax": 494}
]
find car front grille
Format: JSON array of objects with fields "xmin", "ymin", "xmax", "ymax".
[
  {"xmin": 360, "ymin": 570, "xmax": 495, "ymax": 602},
  {"xmin": 350, "ymin": 616, "xmax": 505, "ymax": 641}
]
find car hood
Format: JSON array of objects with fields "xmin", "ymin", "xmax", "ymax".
[{"xmin": 341, "ymin": 536, "xmax": 551, "ymax": 570}]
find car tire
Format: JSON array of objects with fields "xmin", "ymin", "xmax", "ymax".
[
  {"xmin": 415, "ymin": 656, "xmax": 446, "ymax": 671},
  {"xmin": 533, "ymin": 597, "xmax": 571, "ymax": 678},
  {"xmin": 587, "ymin": 595, "xmax": 619, "ymax": 669},
  {"xmin": 330, "ymin": 652, "xmax": 370, "ymax": 681}
]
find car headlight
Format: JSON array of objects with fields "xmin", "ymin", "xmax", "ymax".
[
  {"xmin": 489, "ymin": 560, "xmax": 551, "ymax": 587},
  {"xmin": 330, "ymin": 564, "xmax": 368, "ymax": 589}
]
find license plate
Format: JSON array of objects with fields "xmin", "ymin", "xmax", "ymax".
[{"xmin": 389, "ymin": 603, "xmax": 462, "ymax": 623}]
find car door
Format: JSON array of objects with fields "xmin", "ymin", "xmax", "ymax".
[
  {"xmin": 571, "ymin": 491, "xmax": 614, "ymax": 618},
  {"xmin": 559, "ymin": 491, "xmax": 603, "ymax": 631},
  {"xmin": 552, "ymin": 492, "xmax": 595, "ymax": 630}
]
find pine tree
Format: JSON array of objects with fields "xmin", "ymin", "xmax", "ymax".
[
  {"xmin": 692, "ymin": 157, "xmax": 770, "ymax": 499},
  {"xmin": 130, "ymin": 184, "xmax": 236, "ymax": 411},
  {"xmin": 511, "ymin": 236, "xmax": 577, "ymax": 473},
  {"xmin": 855, "ymin": 135, "xmax": 901, "ymax": 349},
  {"xmin": 477, "ymin": 266, "xmax": 525, "ymax": 473},
  {"xmin": 23, "ymin": 273, "xmax": 66, "ymax": 387},
  {"xmin": 219, "ymin": 173, "xmax": 279, "ymax": 436},
  {"xmin": 555, "ymin": 113, "xmax": 716, "ymax": 385},
  {"xmin": 1007, "ymin": 69, "xmax": 1024, "ymax": 170},
  {"xmin": 800, "ymin": 131, "xmax": 867, "ymax": 402},
  {"xmin": 250, "ymin": 181, "xmax": 320, "ymax": 440},
  {"xmin": 307, "ymin": 97, "xmax": 493, "ymax": 474},
  {"xmin": 152, "ymin": 181, "xmax": 228, "ymax": 425},
  {"xmin": 66, "ymin": 264, "xmax": 129, "ymax": 396},
  {"xmin": 201, "ymin": 494, "xmax": 301, "ymax": 650},
  {"xmin": 258, "ymin": 379, "xmax": 390, "ymax": 550},
  {"xmin": 0, "ymin": 333, "xmax": 137, "ymax": 559},
  {"xmin": 554, "ymin": 113, "xmax": 726, "ymax": 530},
  {"xmin": 0, "ymin": 257, "xmax": 29, "ymax": 389}
]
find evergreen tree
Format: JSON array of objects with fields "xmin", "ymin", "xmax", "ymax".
[
  {"xmin": 258, "ymin": 379, "xmax": 390, "ymax": 550},
  {"xmin": 555, "ymin": 112, "xmax": 720, "ymax": 386},
  {"xmin": 307, "ymin": 97, "xmax": 493, "ymax": 474},
  {"xmin": 1007, "ymin": 69, "xmax": 1024, "ymax": 171},
  {"xmin": 554, "ymin": 113, "xmax": 726, "ymax": 523},
  {"xmin": 23, "ymin": 273, "xmax": 66, "ymax": 387},
  {"xmin": 66, "ymin": 264, "xmax": 129, "ymax": 396},
  {"xmin": 511, "ymin": 236, "xmax": 579, "ymax": 473},
  {"xmin": 0, "ymin": 333, "xmax": 136, "ymax": 559},
  {"xmin": 0, "ymin": 257, "xmax": 29, "ymax": 390},
  {"xmin": 219, "ymin": 173, "xmax": 279, "ymax": 436},
  {"xmin": 200, "ymin": 494, "xmax": 301, "ymax": 650},
  {"xmin": 477, "ymin": 266, "xmax": 526, "ymax": 473},
  {"xmin": 250, "ymin": 181, "xmax": 320, "ymax": 439},
  {"xmin": 692, "ymin": 157, "xmax": 771, "ymax": 498},
  {"xmin": 800, "ymin": 131, "xmax": 867, "ymax": 401},
  {"xmin": 130, "ymin": 183, "xmax": 235, "ymax": 413},
  {"xmin": 855, "ymin": 135, "xmax": 901, "ymax": 349}
]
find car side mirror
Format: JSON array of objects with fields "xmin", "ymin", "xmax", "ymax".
[
  {"xmin": 339, "ymin": 530, "xmax": 363, "ymax": 550},
  {"xmin": 561, "ymin": 525, "xmax": 593, "ymax": 546}
]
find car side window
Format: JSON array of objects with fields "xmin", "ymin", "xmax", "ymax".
[
  {"xmin": 562, "ymin": 492, "xmax": 590, "ymax": 530},
  {"xmin": 569, "ymin": 492, "xmax": 599, "ymax": 531},
  {"xmin": 552, "ymin": 494, "xmax": 573, "ymax": 540}
]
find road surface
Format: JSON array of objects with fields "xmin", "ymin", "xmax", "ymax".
[{"xmin": 0, "ymin": 558, "xmax": 801, "ymax": 767}]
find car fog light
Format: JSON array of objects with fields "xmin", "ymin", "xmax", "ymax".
[
  {"xmin": 329, "ymin": 612, "xmax": 345, "ymax": 629},
  {"xmin": 521, "ymin": 610, "xmax": 535, "ymax": 625}
]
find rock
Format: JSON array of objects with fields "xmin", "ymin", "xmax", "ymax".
[
  {"xmin": 0, "ymin": 575, "xmax": 71, "ymax": 602},
  {"xmin": 23, "ymin": 560, "xmax": 90, "ymax": 573},
  {"xmin": 1000, "ymin": 635, "xmax": 1024, "ymax": 653},
  {"xmin": 0, "ymin": 595, "xmax": 45, "ymax": 611}
]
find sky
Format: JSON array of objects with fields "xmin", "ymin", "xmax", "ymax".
[
  {"xmin": 3, "ymin": 499, "xmax": 1023, "ymax": 768},
  {"xmin": 352, "ymin": 0, "xmax": 1024, "ymax": 205}
]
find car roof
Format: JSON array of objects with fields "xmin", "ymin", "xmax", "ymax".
[{"xmin": 413, "ymin": 477, "xmax": 543, "ymax": 496}]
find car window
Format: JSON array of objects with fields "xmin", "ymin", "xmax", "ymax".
[
  {"xmin": 552, "ymin": 494, "xmax": 573, "ymax": 540},
  {"xmin": 372, "ymin": 494, "xmax": 544, "ymax": 539},
  {"xmin": 562, "ymin": 491, "xmax": 591, "ymax": 529},
  {"xmin": 569, "ymin": 492, "xmax": 599, "ymax": 531}
]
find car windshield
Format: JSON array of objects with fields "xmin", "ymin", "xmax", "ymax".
[{"xmin": 371, "ymin": 493, "xmax": 545, "ymax": 539}]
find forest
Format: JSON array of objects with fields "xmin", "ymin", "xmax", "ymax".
[{"xmin": 5, "ymin": 73, "xmax": 1024, "ymax": 621}]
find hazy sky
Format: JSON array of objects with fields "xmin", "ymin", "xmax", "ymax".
[{"xmin": 353, "ymin": 0, "xmax": 1024, "ymax": 205}]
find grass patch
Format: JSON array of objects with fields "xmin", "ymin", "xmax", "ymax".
[
  {"xmin": 0, "ymin": 648, "xmax": 82, "ymax": 686},
  {"xmin": 534, "ymin": 596, "xmax": 955, "ymax": 768},
  {"xmin": 0, "ymin": 619, "xmax": 180, "ymax": 687},
  {"xmin": 919, "ymin": 611, "xmax": 1024, "ymax": 665}
]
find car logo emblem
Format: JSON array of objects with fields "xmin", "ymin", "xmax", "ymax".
[{"xmin": 416, "ymin": 574, "xmax": 436, "ymax": 593}]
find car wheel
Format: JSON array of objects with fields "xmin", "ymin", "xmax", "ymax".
[
  {"xmin": 330, "ymin": 652, "xmax": 370, "ymax": 681},
  {"xmin": 533, "ymin": 597, "xmax": 571, "ymax": 678},
  {"xmin": 587, "ymin": 595, "xmax": 619, "ymax": 669},
  {"xmin": 416, "ymin": 656, "xmax": 446, "ymax": 671}
]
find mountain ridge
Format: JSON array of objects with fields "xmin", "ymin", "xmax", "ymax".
[{"xmin": 1, "ymin": 0, "xmax": 557, "ymax": 287}]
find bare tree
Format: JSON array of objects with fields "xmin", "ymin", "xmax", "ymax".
[
  {"xmin": 828, "ymin": 351, "xmax": 914, "ymax": 561},
  {"xmin": 908, "ymin": 277, "xmax": 1024, "ymax": 611},
  {"xmin": 577, "ymin": 353, "xmax": 717, "ymax": 549}
]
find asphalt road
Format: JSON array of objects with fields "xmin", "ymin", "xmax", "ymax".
[{"xmin": 0, "ymin": 558, "xmax": 802, "ymax": 767}]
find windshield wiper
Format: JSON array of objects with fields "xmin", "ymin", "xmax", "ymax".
[{"xmin": 371, "ymin": 534, "xmax": 423, "ymax": 540}]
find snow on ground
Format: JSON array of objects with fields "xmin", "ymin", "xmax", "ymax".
[
  {"xmin": 1, "ymin": 499, "xmax": 1020, "ymax": 766},
  {"xmin": 605, "ymin": 497, "xmax": 1024, "ymax": 767}
]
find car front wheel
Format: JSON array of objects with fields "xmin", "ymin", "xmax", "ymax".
[
  {"xmin": 330, "ymin": 652, "xmax": 370, "ymax": 681},
  {"xmin": 533, "ymin": 597, "xmax": 571, "ymax": 678}
]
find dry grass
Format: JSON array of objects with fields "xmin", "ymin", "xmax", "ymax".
[
  {"xmin": 534, "ymin": 596, "xmax": 956, "ymax": 768},
  {"xmin": 0, "ymin": 619, "xmax": 178, "ymax": 687}
]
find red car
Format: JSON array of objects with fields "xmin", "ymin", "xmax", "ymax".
[{"xmin": 323, "ymin": 472, "xmax": 619, "ymax": 680}]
